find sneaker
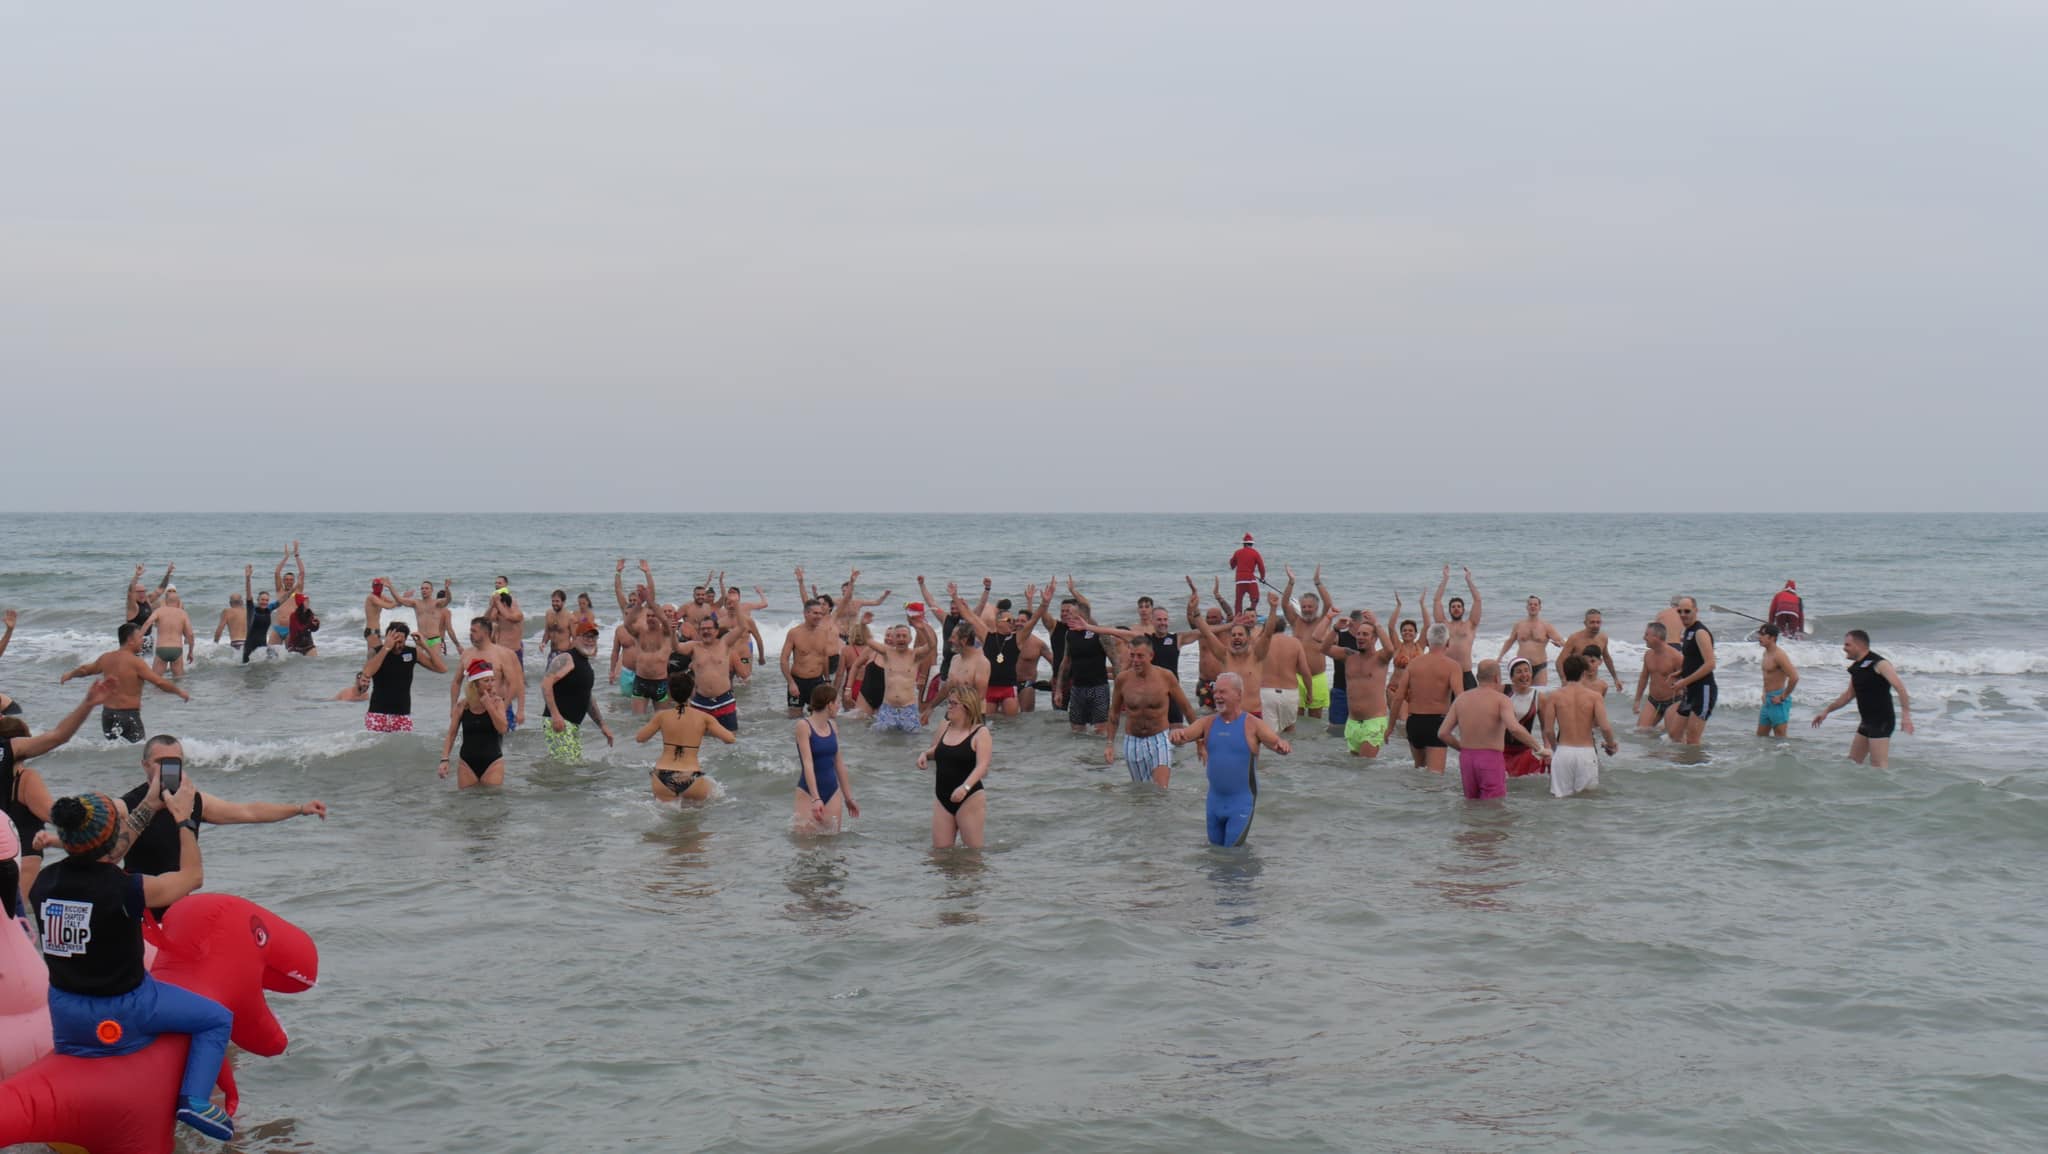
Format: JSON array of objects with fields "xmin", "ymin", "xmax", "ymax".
[{"xmin": 176, "ymin": 1097, "xmax": 235, "ymax": 1142}]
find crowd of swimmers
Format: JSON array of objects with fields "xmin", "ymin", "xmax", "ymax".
[{"xmin": 0, "ymin": 534, "xmax": 1927, "ymax": 1145}]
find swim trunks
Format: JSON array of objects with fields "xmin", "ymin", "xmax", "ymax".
[
  {"xmin": 1297, "ymin": 672, "xmax": 1330, "ymax": 712},
  {"xmin": 636, "ymin": 675, "xmax": 669, "ymax": 702},
  {"xmin": 789, "ymin": 673, "xmax": 828, "ymax": 710},
  {"xmin": 1646, "ymin": 695, "xmax": 1677, "ymax": 721},
  {"xmin": 1462, "ymin": 671, "xmax": 1479, "ymax": 692},
  {"xmin": 505, "ymin": 701, "xmax": 519, "ymax": 733},
  {"xmin": 155, "ymin": 646, "xmax": 182, "ymax": 665},
  {"xmin": 1122, "ymin": 731, "xmax": 1173, "ymax": 782},
  {"xmin": 619, "ymin": 668, "xmax": 638, "ymax": 697},
  {"xmin": 365, "ymin": 712, "xmax": 412, "ymax": 733},
  {"xmin": 871, "ymin": 702, "xmax": 921, "ymax": 733},
  {"xmin": 1677, "ymin": 681, "xmax": 1717, "ymax": 721},
  {"xmin": 543, "ymin": 720, "xmax": 583, "ymax": 762},
  {"xmin": 1343, "ymin": 715, "xmax": 1389, "ymax": 755},
  {"xmin": 228, "ymin": 640, "xmax": 243, "ymax": 651},
  {"xmin": 1550, "ymin": 746, "xmax": 1599, "ymax": 797},
  {"xmin": 1407, "ymin": 713, "xmax": 1445, "ymax": 749},
  {"xmin": 1458, "ymin": 747, "xmax": 1507, "ymax": 799},
  {"xmin": 689, "ymin": 691, "xmax": 739, "ymax": 733},
  {"xmin": 1258, "ymin": 687, "xmax": 1300, "ymax": 732},
  {"xmin": 1758, "ymin": 692, "xmax": 1792, "ymax": 729},
  {"xmin": 100, "ymin": 707, "xmax": 145, "ymax": 743},
  {"xmin": 1067, "ymin": 683, "xmax": 1111, "ymax": 726},
  {"xmin": 1856, "ymin": 713, "xmax": 1896, "ymax": 740},
  {"xmin": 983, "ymin": 684, "xmax": 1017, "ymax": 704},
  {"xmin": 1327, "ymin": 684, "xmax": 1349, "ymax": 728},
  {"xmin": 1197, "ymin": 678, "xmax": 1215, "ymax": 710}
]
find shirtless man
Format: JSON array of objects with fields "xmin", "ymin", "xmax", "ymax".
[
  {"xmin": 719, "ymin": 581, "xmax": 770, "ymax": 670},
  {"xmin": 677, "ymin": 615, "xmax": 749, "ymax": 733},
  {"xmin": 486, "ymin": 576, "xmax": 527, "ymax": 663},
  {"xmin": 1324, "ymin": 608, "xmax": 1399, "ymax": 758},
  {"xmin": 1545, "ymin": 654, "xmax": 1618, "ymax": 798},
  {"xmin": 451, "ymin": 615, "xmax": 527, "ymax": 732},
  {"xmin": 1499, "ymin": 596, "xmax": 1568, "ymax": 685},
  {"xmin": 1388, "ymin": 617, "xmax": 1424, "ymax": 727},
  {"xmin": 1190, "ymin": 576, "xmax": 1284, "ymax": 715},
  {"xmin": 1281, "ymin": 568, "xmax": 1334, "ymax": 721},
  {"xmin": 1104, "ymin": 635, "xmax": 1195, "ymax": 786},
  {"xmin": 398, "ymin": 580, "xmax": 456, "ymax": 659},
  {"xmin": 260, "ymin": 546, "xmax": 306, "ymax": 651},
  {"xmin": 1256, "ymin": 595, "xmax": 1315, "ymax": 733},
  {"xmin": 542, "ymin": 590, "xmax": 574, "ymax": 660},
  {"xmin": 1755, "ymin": 623, "xmax": 1801, "ymax": 738},
  {"xmin": 863, "ymin": 623, "xmax": 936, "ymax": 733},
  {"xmin": 1439, "ymin": 659, "xmax": 1548, "ymax": 801},
  {"xmin": 355, "ymin": 579, "xmax": 397, "ymax": 652},
  {"xmin": 782, "ymin": 597, "xmax": 840, "ymax": 717},
  {"xmin": 1559, "ymin": 610, "xmax": 1625, "ymax": 694},
  {"xmin": 958, "ymin": 586, "xmax": 1048, "ymax": 718},
  {"xmin": 1634, "ymin": 621, "xmax": 1683, "ymax": 733},
  {"xmin": 934, "ymin": 596, "xmax": 991, "ymax": 723},
  {"xmin": 60, "ymin": 622, "xmax": 191, "ymax": 741},
  {"xmin": 1434, "ymin": 565, "xmax": 1483, "ymax": 690},
  {"xmin": 1655, "ymin": 596, "xmax": 1686, "ymax": 654},
  {"xmin": 679, "ymin": 583, "xmax": 720, "ymax": 633},
  {"xmin": 141, "ymin": 590, "xmax": 195, "ymax": 677},
  {"xmin": 212, "ymin": 591, "xmax": 247, "ymax": 655},
  {"xmin": 1397, "ymin": 624, "xmax": 1463, "ymax": 772}
]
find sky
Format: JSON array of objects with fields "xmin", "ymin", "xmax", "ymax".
[{"xmin": 3, "ymin": 1, "xmax": 2042, "ymax": 512}]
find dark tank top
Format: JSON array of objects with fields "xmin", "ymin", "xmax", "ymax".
[
  {"xmin": 549, "ymin": 650, "xmax": 596, "ymax": 725},
  {"xmin": 1681, "ymin": 623, "xmax": 1715, "ymax": 686},
  {"xmin": 984, "ymin": 633, "xmax": 1020, "ymax": 687},
  {"xmin": 1849, "ymin": 651, "xmax": 1894, "ymax": 724}
]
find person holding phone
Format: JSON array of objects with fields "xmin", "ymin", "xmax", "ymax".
[
  {"xmin": 115, "ymin": 736, "xmax": 327, "ymax": 917},
  {"xmin": 31, "ymin": 767, "xmax": 237, "ymax": 1141}
]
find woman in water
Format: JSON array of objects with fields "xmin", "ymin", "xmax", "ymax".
[
  {"xmin": 1503, "ymin": 657, "xmax": 1550, "ymax": 778},
  {"xmin": 438, "ymin": 659, "xmax": 508, "ymax": 788},
  {"xmin": 840, "ymin": 618, "xmax": 878, "ymax": 715},
  {"xmin": 636, "ymin": 670, "xmax": 735, "ymax": 802},
  {"xmin": 917, "ymin": 684, "xmax": 992, "ymax": 849},
  {"xmin": 793, "ymin": 683, "xmax": 858, "ymax": 833}
]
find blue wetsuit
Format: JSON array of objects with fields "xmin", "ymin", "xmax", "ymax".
[
  {"xmin": 798, "ymin": 718, "xmax": 841, "ymax": 803},
  {"xmin": 1204, "ymin": 712, "xmax": 1258, "ymax": 846}
]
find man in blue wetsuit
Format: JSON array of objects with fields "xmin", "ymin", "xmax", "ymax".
[{"xmin": 1168, "ymin": 671, "xmax": 1291, "ymax": 846}]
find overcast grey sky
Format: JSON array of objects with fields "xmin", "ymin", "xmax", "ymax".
[{"xmin": 4, "ymin": 2, "xmax": 2041, "ymax": 511}]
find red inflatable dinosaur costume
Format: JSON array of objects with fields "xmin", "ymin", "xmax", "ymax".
[{"xmin": 0, "ymin": 893, "xmax": 318, "ymax": 1154}]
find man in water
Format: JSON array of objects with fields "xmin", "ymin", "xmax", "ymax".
[
  {"xmin": 1545, "ymin": 654, "xmax": 1617, "ymax": 797},
  {"xmin": 1634, "ymin": 621, "xmax": 1683, "ymax": 733},
  {"xmin": 1654, "ymin": 596, "xmax": 1685, "ymax": 653},
  {"xmin": 541, "ymin": 618, "xmax": 616, "ymax": 761},
  {"xmin": 1185, "ymin": 580, "xmax": 1229, "ymax": 710},
  {"xmin": 719, "ymin": 581, "xmax": 770, "ymax": 671},
  {"xmin": 1256, "ymin": 594, "xmax": 1315, "ymax": 733},
  {"xmin": 1499, "ymin": 595, "xmax": 1568, "ymax": 685},
  {"xmin": 1670, "ymin": 596, "xmax": 1717, "ymax": 745},
  {"xmin": 1281, "ymin": 569, "xmax": 1334, "ymax": 722},
  {"xmin": 1397, "ymin": 624, "xmax": 1463, "ymax": 772},
  {"xmin": 677, "ymin": 614, "xmax": 749, "ymax": 733},
  {"xmin": 361, "ymin": 621, "xmax": 448, "ymax": 732},
  {"xmin": 124, "ymin": 563, "xmax": 172, "ymax": 639},
  {"xmin": 782, "ymin": 597, "xmax": 840, "ymax": 717},
  {"xmin": 363, "ymin": 580, "xmax": 400, "ymax": 651},
  {"xmin": 112, "ymin": 736, "xmax": 328, "ymax": 915},
  {"xmin": 1439, "ymin": 659, "xmax": 1548, "ymax": 801},
  {"xmin": 1559, "ymin": 610, "xmax": 1625, "ymax": 695},
  {"xmin": 1190, "ymin": 573, "xmax": 1288, "ymax": 716},
  {"xmin": 1811, "ymin": 629, "xmax": 1914, "ymax": 767},
  {"xmin": 238, "ymin": 566, "xmax": 275, "ymax": 664},
  {"xmin": 1228, "ymin": 533, "xmax": 1265, "ymax": 616},
  {"xmin": 1434, "ymin": 565, "xmax": 1483, "ymax": 689},
  {"xmin": 211, "ymin": 590, "xmax": 247, "ymax": 656},
  {"xmin": 1755, "ymin": 623, "xmax": 1800, "ymax": 737},
  {"xmin": 862, "ymin": 622, "xmax": 935, "ymax": 733},
  {"xmin": 269, "ymin": 544, "xmax": 307, "ymax": 648},
  {"xmin": 542, "ymin": 589, "xmax": 573, "ymax": 662},
  {"xmin": 1323, "ymin": 609, "xmax": 1398, "ymax": 758},
  {"xmin": 140, "ymin": 589, "xmax": 195, "ymax": 678},
  {"xmin": 1167, "ymin": 671, "xmax": 1290, "ymax": 846},
  {"xmin": 1054, "ymin": 599, "xmax": 1115, "ymax": 735},
  {"xmin": 1768, "ymin": 581, "xmax": 1805, "ymax": 637},
  {"xmin": 59, "ymin": 622, "xmax": 191, "ymax": 741},
  {"xmin": 1105, "ymin": 634, "xmax": 1195, "ymax": 786}
]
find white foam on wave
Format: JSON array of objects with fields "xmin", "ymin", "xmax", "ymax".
[{"xmin": 172, "ymin": 729, "xmax": 385, "ymax": 773}]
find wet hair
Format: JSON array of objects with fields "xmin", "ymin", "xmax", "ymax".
[
  {"xmin": 808, "ymin": 683, "xmax": 836, "ymax": 713},
  {"xmin": 1426, "ymin": 623, "xmax": 1450, "ymax": 647},
  {"xmin": 1846, "ymin": 629, "xmax": 1871, "ymax": 646},
  {"xmin": 117, "ymin": 622, "xmax": 142, "ymax": 646},
  {"xmin": 144, "ymin": 734, "xmax": 180, "ymax": 757},
  {"xmin": 670, "ymin": 671, "xmax": 698, "ymax": 712},
  {"xmin": 1561, "ymin": 655, "xmax": 1588, "ymax": 682},
  {"xmin": 1646, "ymin": 622, "xmax": 1668, "ymax": 640},
  {"xmin": 388, "ymin": 621, "xmax": 411, "ymax": 637},
  {"xmin": 1757, "ymin": 623, "xmax": 1780, "ymax": 639},
  {"xmin": 1580, "ymin": 645, "xmax": 1602, "ymax": 660}
]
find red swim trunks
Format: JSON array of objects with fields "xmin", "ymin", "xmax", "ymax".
[
  {"xmin": 983, "ymin": 685, "xmax": 1017, "ymax": 703},
  {"xmin": 365, "ymin": 713, "xmax": 413, "ymax": 733}
]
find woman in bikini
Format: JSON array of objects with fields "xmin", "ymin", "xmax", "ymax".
[
  {"xmin": 636, "ymin": 671, "xmax": 735, "ymax": 802},
  {"xmin": 917, "ymin": 684, "xmax": 992, "ymax": 849}
]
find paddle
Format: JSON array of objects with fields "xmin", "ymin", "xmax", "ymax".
[{"xmin": 1708, "ymin": 604, "xmax": 1765, "ymax": 623}]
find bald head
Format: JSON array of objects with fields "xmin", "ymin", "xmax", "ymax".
[{"xmin": 1476, "ymin": 659, "xmax": 1501, "ymax": 684}]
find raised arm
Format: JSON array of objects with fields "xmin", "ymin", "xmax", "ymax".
[
  {"xmin": 1313, "ymin": 564, "xmax": 1339, "ymax": 616},
  {"xmin": 1066, "ymin": 576, "xmax": 1093, "ymax": 622},
  {"xmin": 1464, "ymin": 567, "xmax": 1481, "ymax": 628},
  {"xmin": 614, "ymin": 559, "xmax": 632, "ymax": 614},
  {"xmin": 1433, "ymin": 565, "xmax": 1450, "ymax": 623},
  {"xmin": 639, "ymin": 559, "xmax": 656, "ymax": 607}
]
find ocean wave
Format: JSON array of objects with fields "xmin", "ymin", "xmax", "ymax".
[{"xmin": 173, "ymin": 729, "xmax": 386, "ymax": 772}]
